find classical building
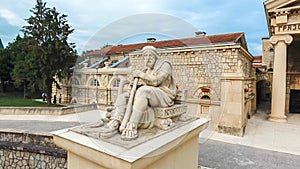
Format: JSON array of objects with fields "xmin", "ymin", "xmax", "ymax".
[
  {"xmin": 53, "ymin": 32, "xmax": 256, "ymax": 136},
  {"xmin": 260, "ymin": 0, "xmax": 300, "ymax": 122}
]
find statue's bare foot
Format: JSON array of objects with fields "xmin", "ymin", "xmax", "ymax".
[
  {"xmin": 121, "ymin": 122, "xmax": 138, "ymax": 141},
  {"xmin": 100, "ymin": 119, "xmax": 120, "ymax": 139}
]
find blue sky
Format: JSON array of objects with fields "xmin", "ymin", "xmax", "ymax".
[{"xmin": 0, "ymin": 0, "xmax": 268, "ymax": 56}]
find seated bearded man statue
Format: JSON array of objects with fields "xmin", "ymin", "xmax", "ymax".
[{"xmin": 101, "ymin": 45, "xmax": 177, "ymax": 140}]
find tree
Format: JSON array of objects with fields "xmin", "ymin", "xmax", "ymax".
[
  {"xmin": 0, "ymin": 48, "xmax": 15, "ymax": 92},
  {"xmin": 20, "ymin": 0, "xmax": 77, "ymax": 104},
  {"xmin": 10, "ymin": 35, "xmax": 34, "ymax": 97}
]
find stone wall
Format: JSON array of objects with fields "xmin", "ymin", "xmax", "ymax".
[
  {"xmin": 130, "ymin": 45, "xmax": 254, "ymax": 104},
  {"xmin": 0, "ymin": 129, "xmax": 67, "ymax": 169},
  {"xmin": 262, "ymin": 38, "xmax": 274, "ymax": 70},
  {"xmin": 129, "ymin": 45, "xmax": 254, "ymax": 136}
]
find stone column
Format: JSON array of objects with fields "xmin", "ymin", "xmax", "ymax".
[{"xmin": 269, "ymin": 35, "xmax": 293, "ymax": 122}]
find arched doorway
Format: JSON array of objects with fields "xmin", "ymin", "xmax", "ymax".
[{"xmin": 256, "ymin": 80, "xmax": 271, "ymax": 112}]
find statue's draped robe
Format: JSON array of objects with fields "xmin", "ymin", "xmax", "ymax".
[{"xmin": 113, "ymin": 58, "xmax": 177, "ymax": 128}]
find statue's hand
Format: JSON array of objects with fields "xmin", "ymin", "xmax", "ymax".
[
  {"xmin": 132, "ymin": 70, "xmax": 143, "ymax": 78},
  {"xmin": 137, "ymin": 79, "xmax": 146, "ymax": 86},
  {"xmin": 127, "ymin": 74, "xmax": 134, "ymax": 83}
]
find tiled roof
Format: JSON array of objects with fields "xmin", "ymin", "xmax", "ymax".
[
  {"xmin": 87, "ymin": 32, "xmax": 245, "ymax": 56},
  {"xmin": 252, "ymin": 55, "xmax": 265, "ymax": 68},
  {"xmin": 253, "ymin": 56, "xmax": 262, "ymax": 63}
]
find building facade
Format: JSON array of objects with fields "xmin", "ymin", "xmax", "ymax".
[
  {"xmin": 261, "ymin": 0, "xmax": 300, "ymax": 122},
  {"xmin": 54, "ymin": 32, "xmax": 255, "ymax": 136}
]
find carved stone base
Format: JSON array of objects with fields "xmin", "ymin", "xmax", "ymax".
[
  {"xmin": 153, "ymin": 104, "xmax": 188, "ymax": 130},
  {"xmin": 268, "ymin": 115, "xmax": 287, "ymax": 123},
  {"xmin": 154, "ymin": 104, "xmax": 187, "ymax": 118}
]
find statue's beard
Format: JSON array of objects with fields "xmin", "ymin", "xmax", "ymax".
[
  {"xmin": 146, "ymin": 64, "xmax": 154, "ymax": 69},
  {"xmin": 146, "ymin": 60, "xmax": 156, "ymax": 69}
]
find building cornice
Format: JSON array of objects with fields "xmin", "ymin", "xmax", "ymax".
[
  {"xmin": 264, "ymin": 0, "xmax": 297, "ymax": 11},
  {"xmin": 264, "ymin": 0, "xmax": 299, "ymax": 36}
]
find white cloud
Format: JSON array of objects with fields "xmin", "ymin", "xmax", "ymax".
[
  {"xmin": 0, "ymin": 0, "xmax": 269, "ymax": 55},
  {"xmin": 248, "ymin": 42, "xmax": 262, "ymax": 56},
  {"xmin": 83, "ymin": 13, "xmax": 199, "ymax": 50},
  {"xmin": 0, "ymin": 9, "xmax": 25, "ymax": 27},
  {"xmin": 46, "ymin": 0, "xmax": 165, "ymax": 22}
]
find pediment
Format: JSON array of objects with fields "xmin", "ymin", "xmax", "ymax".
[
  {"xmin": 236, "ymin": 34, "xmax": 248, "ymax": 51},
  {"xmin": 264, "ymin": 0, "xmax": 300, "ymax": 36},
  {"xmin": 280, "ymin": 1, "xmax": 300, "ymax": 8},
  {"xmin": 264, "ymin": 0, "xmax": 300, "ymax": 12}
]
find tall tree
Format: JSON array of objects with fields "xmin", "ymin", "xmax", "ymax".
[
  {"xmin": 21, "ymin": 0, "xmax": 77, "ymax": 104},
  {"xmin": 10, "ymin": 35, "xmax": 34, "ymax": 97},
  {"xmin": 0, "ymin": 48, "xmax": 15, "ymax": 92}
]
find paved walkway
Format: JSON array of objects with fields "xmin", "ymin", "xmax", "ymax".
[
  {"xmin": 0, "ymin": 109, "xmax": 104, "ymax": 133},
  {"xmin": 0, "ymin": 120, "xmax": 80, "ymax": 132},
  {"xmin": 202, "ymin": 102, "xmax": 300, "ymax": 156},
  {"xmin": 199, "ymin": 140, "xmax": 300, "ymax": 169},
  {"xmin": 0, "ymin": 109, "xmax": 103, "ymax": 123}
]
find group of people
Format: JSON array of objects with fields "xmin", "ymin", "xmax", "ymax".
[{"xmin": 42, "ymin": 93, "xmax": 62, "ymax": 104}]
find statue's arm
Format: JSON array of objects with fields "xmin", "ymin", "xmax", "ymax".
[
  {"xmin": 139, "ymin": 71, "xmax": 168, "ymax": 86},
  {"xmin": 139, "ymin": 62, "xmax": 171, "ymax": 86}
]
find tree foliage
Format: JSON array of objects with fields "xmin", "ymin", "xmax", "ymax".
[
  {"xmin": 0, "ymin": 48, "xmax": 15, "ymax": 92},
  {"xmin": 17, "ymin": 0, "xmax": 77, "ymax": 104},
  {"xmin": 10, "ymin": 35, "xmax": 35, "ymax": 96}
]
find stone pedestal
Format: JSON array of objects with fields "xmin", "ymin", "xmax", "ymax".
[
  {"xmin": 219, "ymin": 73, "xmax": 251, "ymax": 136},
  {"xmin": 52, "ymin": 118, "xmax": 208, "ymax": 169}
]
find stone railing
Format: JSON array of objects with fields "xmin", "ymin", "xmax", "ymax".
[
  {"xmin": 0, "ymin": 129, "xmax": 67, "ymax": 169},
  {"xmin": 0, "ymin": 104, "xmax": 97, "ymax": 115}
]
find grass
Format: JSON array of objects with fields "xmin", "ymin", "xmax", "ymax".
[{"xmin": 0, "ymin": 96, "xmax": 63, "ymax": 107}]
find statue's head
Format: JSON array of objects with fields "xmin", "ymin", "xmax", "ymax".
[{"xmin": 142, "ymin": 46, "xmax": 158, "ymax": 69}]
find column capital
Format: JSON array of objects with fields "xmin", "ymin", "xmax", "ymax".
[{"xmin": 270, "ymin": 34, "xmax": 293, "ymax": 45}]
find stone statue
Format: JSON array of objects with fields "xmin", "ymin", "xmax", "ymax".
[{"xmin": 101, "ymin": 46, "xmax": 177, "ymax": 140}]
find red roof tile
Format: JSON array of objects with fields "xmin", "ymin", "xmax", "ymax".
[
  {"xmin": 253, "ymin": 56, "xmax": 262, "ymax": 63},
  {"xmin": 87, "ymin": 32, "xmax": 245, "ymax": 56}
]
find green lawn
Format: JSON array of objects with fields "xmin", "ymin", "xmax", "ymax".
[{"xmin": 0, "ymin": 96, "xmax": 63, "ymax": 107}]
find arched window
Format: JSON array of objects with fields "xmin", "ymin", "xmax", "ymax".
[
  {"xmin": 112, "ymin": 79, "xmax": 121, "ymax": 87},
  {"xmin": 72, "ymin": 79, "xmax": 79, "ymax": 85},
  {"xmin": 90, "ymin": 79, "xmax": 100, "ymax": 86},
  {"xmin": 201, "ymin": 95, "xmax": 210, "ymax": 100}
]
